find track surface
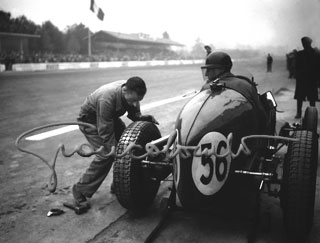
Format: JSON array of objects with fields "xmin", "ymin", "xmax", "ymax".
[{"xmin": 0, "ymin": 59, "xmax": 319, "ymax": 243}]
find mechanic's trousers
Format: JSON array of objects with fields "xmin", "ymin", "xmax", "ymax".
[{"xmin": 74, "ymin": 118, "xmax": 126, "ymax": 198}]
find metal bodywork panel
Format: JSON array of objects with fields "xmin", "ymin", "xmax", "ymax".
[
  {"xmin": 173, "ymin": 87, "xmax": 266, "ymax": 208},
  {"xmin": 175, "ymin": 88, "xmax": 261, "ymax": 152}
]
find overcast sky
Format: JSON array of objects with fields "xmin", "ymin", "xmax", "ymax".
[{"xmin": 1, "ymin": 0, "xmax": 320, "ymax": 51}]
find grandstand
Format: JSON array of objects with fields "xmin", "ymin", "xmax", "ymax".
[
  {"xmin": 92, "ymin": 30, "xmax": 183, "ymax": 48},
  {"xmin": 0, "ymin": 10, "xmax": 189, "ymax": 70},
  {"xmin": 0, "ymin": 30, "xmax": 185, "ymax": 67},
  {"xmin": 90, "ymin": 30, "xmax": 184, "ymax": 61}
]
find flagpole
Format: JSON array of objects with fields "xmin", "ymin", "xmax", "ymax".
[
  {"xmin": 88, "ymin": 28, "xmax": 91, "ymax": 57},
  {"xmin": 88, "ymin": 0, "xmax": 104, "ymax": 57},
  {"xmin": 88, "ymin": 0, "xmax": 94, "ymax": 57}
]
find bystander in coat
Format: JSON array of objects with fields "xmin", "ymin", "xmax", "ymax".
[
  {"xmin": 294, "ymin": 37, "xmax": 320, "ymax": 118},
  {"xmin": 267, "ymin": 53, "xmax": 273, "ymax": 72}
]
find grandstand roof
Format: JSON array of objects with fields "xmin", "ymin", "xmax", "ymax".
[
  {"xmin": 0, "ymin": 32, "xmax": 40, "ymax": 38},
  {"xmin": 92, "ymin": 30, "xmax": 184, "ymax": 47}
]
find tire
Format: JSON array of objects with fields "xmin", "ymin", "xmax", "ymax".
[
  {"xmin": 113, "ymin": 121, "xmax": 161, "ymax": 211},
  {"xmin": 302, "ymin": 106, "xmax": 318, "ymax": 134},
  {"xmin": 281, "ymin": 130, "xmax": 318, "ymax": 239},
  {"xmin": 267, "ymin": 107, "xmax": 276, "ymax": 136}
]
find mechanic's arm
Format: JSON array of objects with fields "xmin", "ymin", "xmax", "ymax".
[
  {"xmin": 96, "ymin": 100, "xmax": 117, "ymax": 152},
  {"xmin": 127, "ymin": 102, "xmax": 159, "ymax": 124}
]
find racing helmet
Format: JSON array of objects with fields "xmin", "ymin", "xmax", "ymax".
[
  {"xmin": 202, "ymin": 51, "xmax": 233, "ymax": 69},
  {"xmin": 201, "ymin": 51, "xmax": 233, "ymax": 81}
]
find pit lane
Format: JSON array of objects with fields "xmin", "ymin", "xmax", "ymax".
[{"xmin": 0, "ymin": 59, "xmax": 319, "ymax": 243}]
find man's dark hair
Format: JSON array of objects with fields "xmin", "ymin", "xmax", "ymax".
[
  {"xmin": 125, "ymin": 76, "xmax": 147, "ymax": 96},
  {"xmin": 301, "ymin": 36, "xmax": 312, "ymax": 49},
  {"xmin": 301, "ymin": 36, "xmax": 312, "ymax": 45}
]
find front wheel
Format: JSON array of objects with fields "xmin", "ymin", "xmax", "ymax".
[
  {"xmin": 113, "ymin": 121, "xmax": 161, "ymax": 212},
  {"xmin": 281, "ymin": 130, "xmax": 318, "ymax": 239}
]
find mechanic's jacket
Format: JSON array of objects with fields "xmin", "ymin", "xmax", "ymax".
[
  {"xmin": 77, "ymin": 80, "xmax": 141, "ymax": 150},
  {"xmin": 201, "ymin": 71, "xmax": 267, "ymax": 132}
]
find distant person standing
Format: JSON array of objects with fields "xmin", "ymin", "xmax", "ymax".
[
  {"xmin": 294, "ymin": 36, "xmax": 319, "ymax": 118},
  {"xmin": 286, "ymin": 49, "xmax": 297, "ymax": 79},
  {"xmin": 204, "ymin": 45, "xmax": 212, "ymax": 56},
  {"xmin": 267, "ymin": 53, "xmax": 273, "ymax": 72}
]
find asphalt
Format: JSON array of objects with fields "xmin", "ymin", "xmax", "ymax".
[
  {"xmin": 87, "ymin": 80, "xmax": 320, "ymax": 243},
  {"xmin": 1, "ymin": 62, "xmax": 319, "ymax": 243}
]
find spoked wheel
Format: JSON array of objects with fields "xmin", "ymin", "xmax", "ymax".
[
  {"xmin": 113, "ymin": 121, "xmax": 161, "ymax": 212},
  {"xmin": 302, "ymin": 106, "xmax": 318, "ymax": 134},
  {"xmin": 281, "ymin": 130, "xmax": 318, "ymax": 240}
]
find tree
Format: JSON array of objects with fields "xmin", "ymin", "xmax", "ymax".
[
  {"xmin": 191, "ymin": 38, "xmax": 206, "ymax": 59},
  {"xmin": 66, "ymin": 34, "xmax": 80, "ymax": 54},
  {"xmin": 0, "ymin": 11, "xmax": 40, "ymax": 34},
  {"xmin": 190, "ymin": 38, "xmax": 215, "ymax": 59},
  {"xmin": 0, "ymin": 10, "xmax": 12, "ymax": 32},
  {"xmin": 65, "ymin": 23, "xmax": 88, "ymax": 54},
  {"xmin": 11, "ymin": 15, "xmax": 39, "ymax": 34},
  {"xmin": 39, "ymin": 21, "xmax": 64, "ymax": 53}
]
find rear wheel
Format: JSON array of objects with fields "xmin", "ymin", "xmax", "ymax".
[
  {"xmin": 113, "ymin": 121, "xmax": 161, "ymax": 211},
  {"xmin": 302, "ymin": 106, "xmax": 318, "ymax": 134},
  {"xmin": 281, "ymin": 130, "xmax": 318, "ymax": 239}
]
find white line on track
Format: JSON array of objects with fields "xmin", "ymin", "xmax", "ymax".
[{"xmin": 25, "ymin": 91, "xmax": 198, "ymax": 141}]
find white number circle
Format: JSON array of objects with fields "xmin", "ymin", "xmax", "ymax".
[{"xmin": 192, "ymin": 132, "xmax": 231, "ymax": 196}]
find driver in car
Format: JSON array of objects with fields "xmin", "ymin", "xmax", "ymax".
[{"xmin": 200, "ymin": 51, "xmax": 267, "ymax": 131}]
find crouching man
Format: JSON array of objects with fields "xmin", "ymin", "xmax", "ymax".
[{"xmin": 73, "ymin": 76, "xmax": 158, "ymax": 208}]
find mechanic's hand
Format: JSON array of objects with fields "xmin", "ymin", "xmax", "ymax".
[{"xmin": 139, "ymin": 115, "xmax": 159, "ymax": 125}]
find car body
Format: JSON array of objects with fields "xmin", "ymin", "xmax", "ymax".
[{"xmin": 112, "ymin": 74, "xmax": 318, "ymax": 241}]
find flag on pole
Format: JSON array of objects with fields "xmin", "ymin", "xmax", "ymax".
[{"xmin": 90, "ymin": 0, "xmax": 104, "ymax": 21}]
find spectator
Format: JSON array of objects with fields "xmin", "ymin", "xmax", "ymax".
[
  {"xmin": 286, "ymin": 49, "xmax": 297, "ymax": 79},
  {"xmin": 267, "ymin": 53, "xmax": 273, "ymax": 72},
  {"xmin": 204, "ymin": 45, "xmax": 212, "ymax": 56},
  {"xmin": 294, "ymin": 36, "xmax": 320, "ymax": 118}
]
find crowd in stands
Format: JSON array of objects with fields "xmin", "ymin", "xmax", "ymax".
[
  {"xmin": 94, "ymin": 47, "xmax": 182, "ymax": 62},
  {"xmin": 0, "ymin": 47, "xmax": 188, "ymax": 70}
]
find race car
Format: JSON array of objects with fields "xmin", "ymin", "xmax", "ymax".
[{"xmin": 112, "ymin": 69, "xmax": 318, "ymax": 241}]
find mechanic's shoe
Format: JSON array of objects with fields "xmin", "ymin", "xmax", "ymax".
[
  {"xmin": 294, "ymin": 113, "xmax": 301, "ymax": 119},
  {"xmin": 75, "ymin": 200, "xmax": 91, "ymax": 209},
  {"xmin": 110, "ymin": 182, "xmax": 115, "ymax": 194},
  {"xmin": 63, "ymin": 200, "xmax": 90, "ymax": 214},
  {"xmin": 72, "ymin": 185, "xmax": 90, "ymax": 208}
]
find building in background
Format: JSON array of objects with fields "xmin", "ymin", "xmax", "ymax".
[{"xmin": 89, "ymin": 30, "xmax": 184, "ymax": 61}]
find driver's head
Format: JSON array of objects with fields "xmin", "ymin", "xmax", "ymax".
[{"xmin": 201, "ymin": 52, "xmax": 232, "ymax": 81}]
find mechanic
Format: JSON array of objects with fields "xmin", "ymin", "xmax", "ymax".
[
  {"xmin": 72, "ymin": 76, "xmax": 158, "ymax": 208},
  {"xmin": 200, "ymin": 51, "xmax": 267, "ymax": 131}
]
